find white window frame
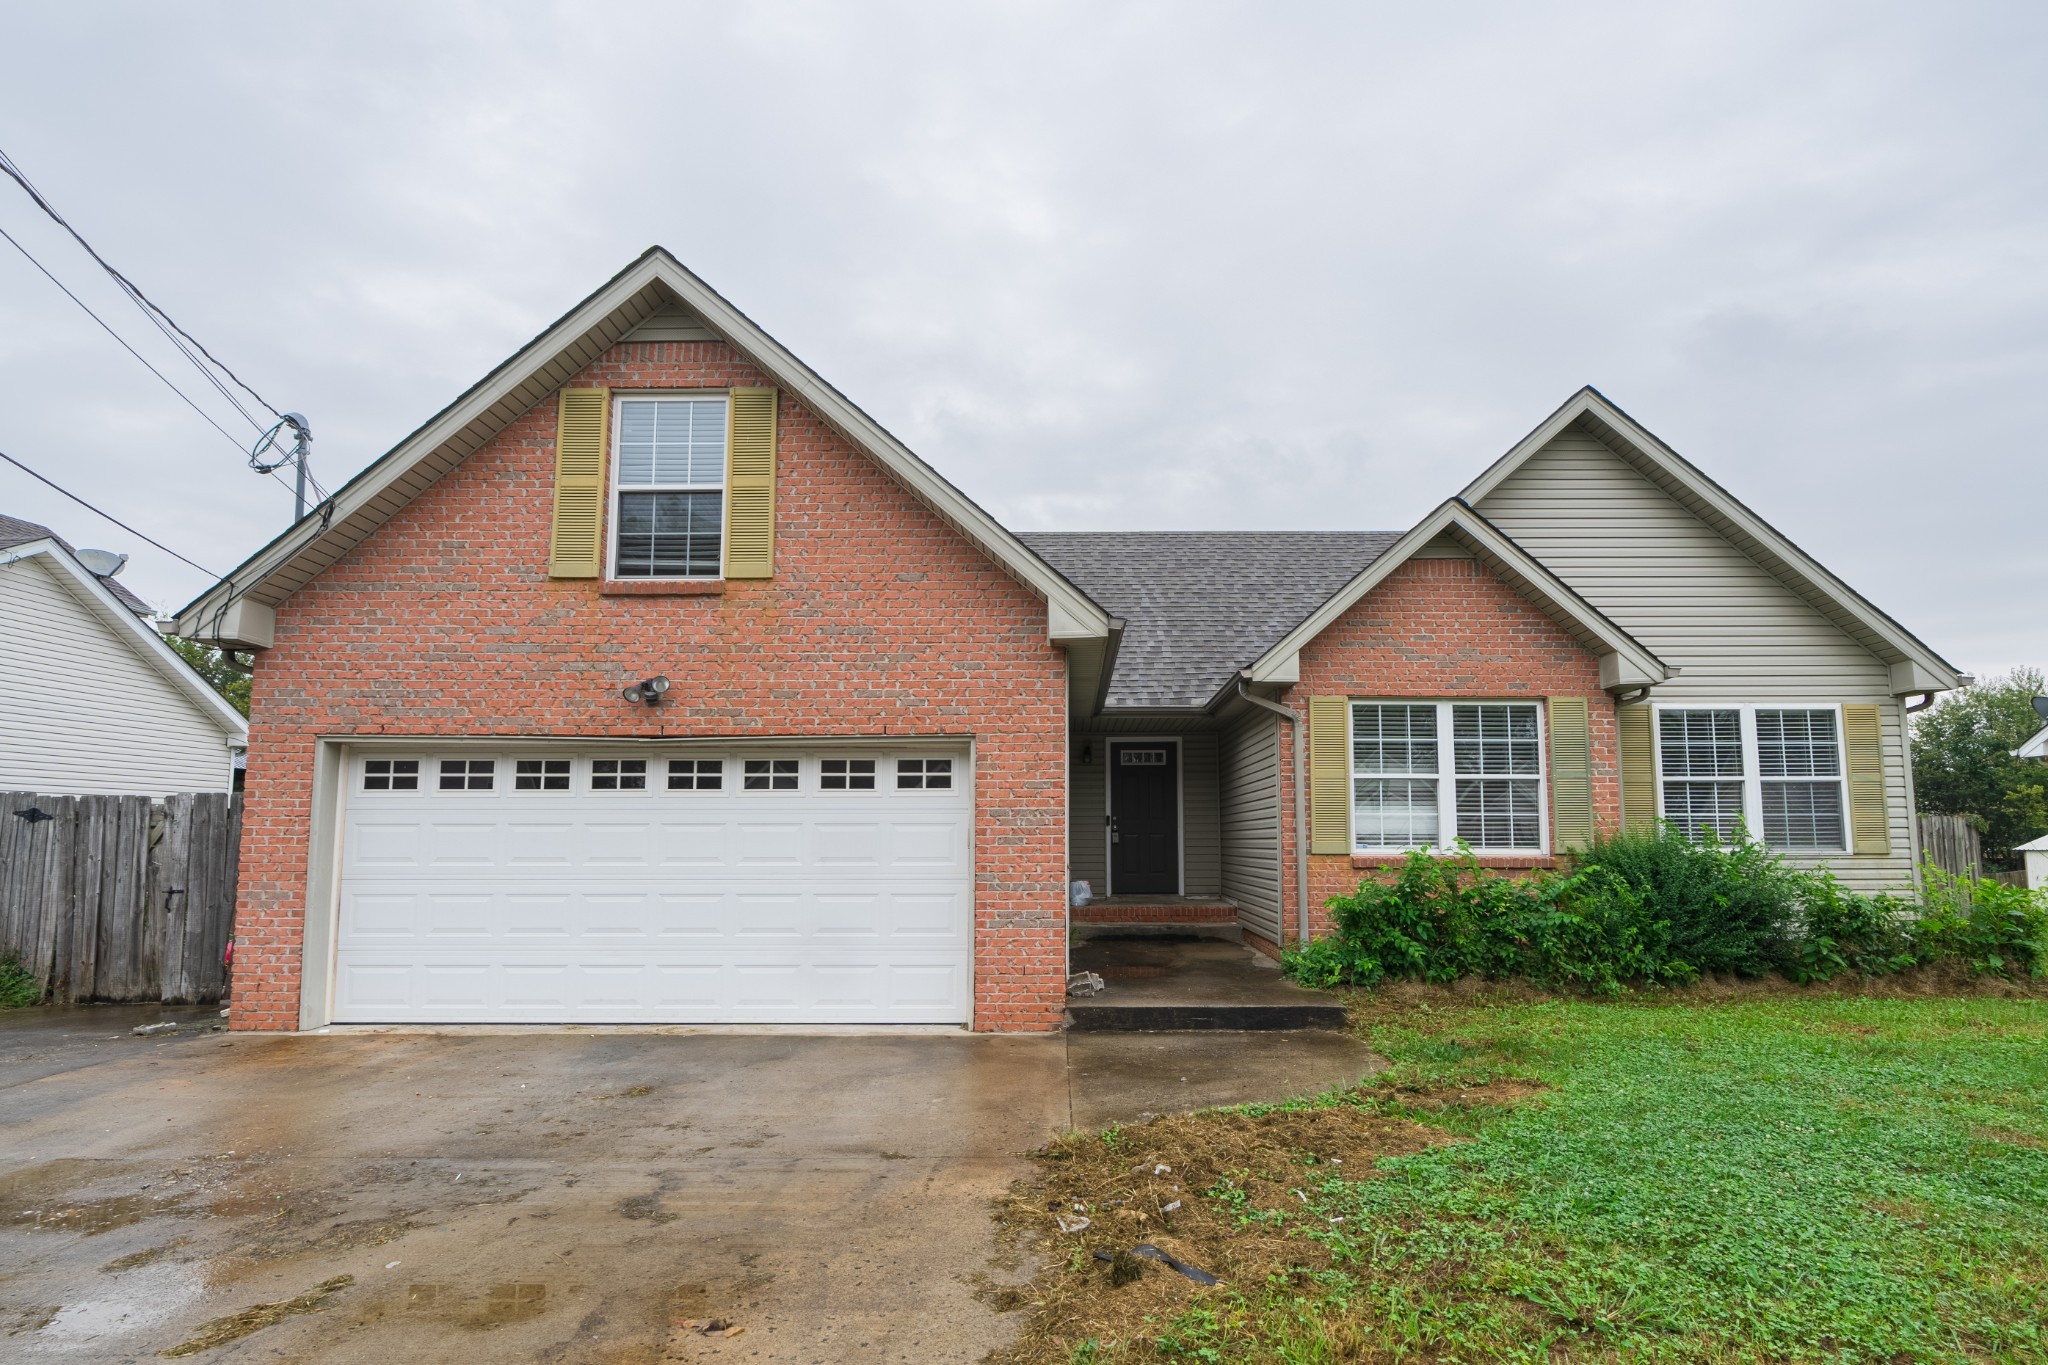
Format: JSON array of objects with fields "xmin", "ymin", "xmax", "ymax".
[
  {"xmin": 1348, "ymin": 700, "xmax": 1549, "ymax": 856},
  {"xmin": 608, "ymin": 390, "xmax": 729, "ymax": 581},
  {"xmin": 1651, "ymin": 703, "xmax": 1851, "ymax": 853}
]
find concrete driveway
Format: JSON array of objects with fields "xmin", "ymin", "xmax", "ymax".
[{"xmin": 0, "ymin": 1006, "xmax": 1377, "ymax": 1362}]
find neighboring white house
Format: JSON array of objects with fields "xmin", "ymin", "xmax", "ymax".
[{"xmin": 0, "ymin": 514, "xmax": 247, "ymax": 795}]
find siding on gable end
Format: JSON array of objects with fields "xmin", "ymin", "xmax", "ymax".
[
  {"xmin": 1474, "ymin": 431, "xmax": 1917, "ymax": 892},
  {"xmin": 0, "ymin": 557, "xmax": 234, "ymax": 794},
  {"xmin": 1221, "ymin": 709, "xmax": 1283, "ymax": 943}
]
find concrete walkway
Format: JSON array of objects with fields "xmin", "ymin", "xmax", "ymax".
[{"xmin": 0, "ymin": 1005, "xmax": 1376, "ymax": 1362}]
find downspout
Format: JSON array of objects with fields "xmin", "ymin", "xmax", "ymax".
[{"xmin": 1237, "ymin": 679, "xmax": 1311, "ymax": 948}]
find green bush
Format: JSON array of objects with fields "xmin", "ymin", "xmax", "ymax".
[
  {"xmin": 1569, "ymin": 824, "xmax": 1804, "ymax": 977},
  {"xmin": 1786, "ymin": 872, "xmax": 1918, "ymax": 983},
  {"xmin": 0, "ymin": 953, "xmax": 40, "ymax": 1009},
  {"xmin": 1280, "ymin": 825, "xmax": 2048, "ymax": 994},
  {"xmin": 1280, "ymin": 848, "xmax": 1685, "ymax": 995},
  {"xmin": 1915, "ymin": 866, "xmax": 2048, "ymax": 978}
]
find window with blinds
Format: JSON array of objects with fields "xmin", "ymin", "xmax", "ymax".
[
  {"xmin": 1351, "ymin": 701, "xmax": 1546, "ymax": 852},
  {"xmin": 1657, "ymin": 706, "xmax": 1849, "ymax": 850},
  {"xmin": 612, "ymin": 395, "xmax": 726, "ymax": 578}
]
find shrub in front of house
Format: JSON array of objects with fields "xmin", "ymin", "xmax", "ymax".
[
  {"xmin": 0, "ymin": 952, "xmax": 40, "ymax": 1009},
  {"xmin": 1282, "ymin": 825, "xmax": 2048, "ymax": 993}
]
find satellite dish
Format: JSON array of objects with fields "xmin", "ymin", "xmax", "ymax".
[
  {"xmin": 77, "ymin": 548, "xmax": 129, "ymax": 578},
  {"xmin": 2033, "ymin": 695, "xmax": 2048, "ymax": 724}
]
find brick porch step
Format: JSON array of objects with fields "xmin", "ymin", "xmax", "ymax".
[{"xmin": 1072, "ymin": 899, "xmax": 1237, "ymax": 924}]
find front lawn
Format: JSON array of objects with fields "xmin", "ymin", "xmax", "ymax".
[{"xmin": 998, "ymin": 991, "xmax": 2048, "ymax": 1362}]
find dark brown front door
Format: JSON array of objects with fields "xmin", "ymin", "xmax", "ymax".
[{"xmin": 1109, "ymin": 742, "xmax": 1179, "ymax": 895}]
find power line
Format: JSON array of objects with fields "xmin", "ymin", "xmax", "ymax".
[
  {"xmin": 0, "ymin": 447, "xmax": 221, "ymax": 577},
  {"xmin": 0, "ymin": 222, "xmax": 257, "ymax": 454},
  {"xmin": 0, "ymin": 143, "xmax": 282, "ymax": 423},
  {"xmin": 0, "ymin": 222, "xmax": 331, "ymax": 512}
]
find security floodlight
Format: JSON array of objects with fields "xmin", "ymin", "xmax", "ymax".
[{"xmin": 621, "ymin": 675, "xmax": 671, "ymax": 706}]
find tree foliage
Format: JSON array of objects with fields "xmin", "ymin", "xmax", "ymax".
[
  {"xmin": 165, "ymin": 635, "xmax": 251, "ymax": 716},
  {"xmin": 1911, "ymin": 667, "xmax": 2047, "ymax": 863}
]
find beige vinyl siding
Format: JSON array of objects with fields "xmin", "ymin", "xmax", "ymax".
[
  {"xmin": 0, "ymin": 558, "xmax": 235, "ymax": 795},
  {"xmin": 1221, "ymin": 710, "xmax": 1283, "ymax": 942},
  {"xmin": 1069, "ymin": 746, "xmax": 1107, "ymax": 892},
  {"xmin": 1476, "ymin": 432, "xmax": 1916, "ymax": 892},
  {"xmin": 1068, "ymin": 731, "xmax": 1222, "ymax": 897},
  {"xmin": 1181, "ymin": 734, "xmax": 1221, "ymax": 897}
]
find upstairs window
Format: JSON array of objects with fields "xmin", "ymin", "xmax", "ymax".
[{"xmin": 612, "ymin": 395, "xmax": 726, "ymax": 579}]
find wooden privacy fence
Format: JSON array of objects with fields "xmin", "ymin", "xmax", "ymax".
[
  {"xmin": 0, "ymin": 791, "xmax": 241, "ymax": 1004},
  {"xmin": 1917, "ymin": 813, "xmax": 1984, "ymax": 880}
]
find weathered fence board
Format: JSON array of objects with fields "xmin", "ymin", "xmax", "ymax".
[
  {"xmin": 0, "ymin": 790, "xmax": 241, "ymax": 1004},
  {"xmin": 1918, "ymin": 813, "xmax": 1983, "ymax": 880}
]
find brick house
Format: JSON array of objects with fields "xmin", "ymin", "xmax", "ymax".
[{"xmin": 174, "ymin": 248, "xmax": 1964, "ymax": 1031}]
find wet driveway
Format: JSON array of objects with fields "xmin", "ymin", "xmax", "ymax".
[{"xmin": 0, "ymin": 1005, "xmax": 1376, "ymax": 1362}]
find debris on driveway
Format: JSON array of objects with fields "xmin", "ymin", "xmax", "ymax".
[
  {"xmin": 132, "ymin": 1022, "xmax": 178, "ymax": 1037},
  {"xmin": 677, "ymin": 1317, "xmax": 746, "ymax": 1338},
  {"xmin": 160, "ymin": 1274, "xmax": 353, "ymax": 1357}
]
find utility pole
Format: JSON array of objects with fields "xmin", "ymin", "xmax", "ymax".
[{"xmin": 250, "ymin": 412, "xmax": 314, "ymax": 523}]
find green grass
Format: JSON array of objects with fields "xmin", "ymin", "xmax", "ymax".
[
  {"xmin": 1157, "ymin": 996, "xmax": 2048, "ymax": 1363},
  {"xmin": 0, "ymin": 952, "xmax": 39, "ymax": 1008}
]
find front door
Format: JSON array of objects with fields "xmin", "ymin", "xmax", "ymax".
[{"xmin": 1109, "ymin": 742, "xmax": 1179, "ymax": 895}]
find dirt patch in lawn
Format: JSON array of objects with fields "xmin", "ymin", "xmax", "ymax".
[{"xmin": 987, "ymin": 1083, "xmax": 1539, "ymax": 1364}]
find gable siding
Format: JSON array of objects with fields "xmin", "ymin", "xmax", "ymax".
[
  {"xmin": 1475, "ymin": 432, "xmax": 1916, "ymax": 892},
  {"xmin": 0, "ymin": 558, "xmax": 233, "ymax": 794},
  {"xmin": 1221, "ymin": 710, "xmax": 1283, "ymax": 943}
]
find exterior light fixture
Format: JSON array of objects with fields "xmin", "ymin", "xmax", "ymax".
[
  {"xmin": 1080, "ymin": 742, "xmax": 1094, "ymax": 765},
  {"xmin": 621, "ymin": 675, "xmax": 671, "ymax": 706}
]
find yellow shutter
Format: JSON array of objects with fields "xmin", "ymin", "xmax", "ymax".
[
  {"xmin": 548, "ymin": 387, "xmax": 608, "ymax": 578},
  {"xmin": 1307, "ymin": 696, "xmax": 1351, "ymax": 856},
  {"xmin": 723, "ymin": 387, "xmax": 778, "ymax": 579},
  {"xmin": 1842, "ymin": 703, "xmax": 1890, "ymax": 855},
  {"xmin": 1619, "ymin": 703, "xmax": 1656, "ymax": 834},
  {"xmin": 1547, "ymin": 695, "xmax": 1593, "ymax": 852}
]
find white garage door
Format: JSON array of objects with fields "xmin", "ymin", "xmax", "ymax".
[{"xmin": 332, "ymin": 747, "xmax": 972, "ymax": 1024}]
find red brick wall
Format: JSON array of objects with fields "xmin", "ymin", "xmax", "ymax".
[
  {"xmin": 232, "ymin": 340, "xmax": 1070, "ymax": 1032},
  {"xmin": 1273, "ymin": 556, "xmax": 1620, "ymax": 942}
]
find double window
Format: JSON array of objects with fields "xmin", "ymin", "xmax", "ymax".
[
  {"xmin": 1350, "ymin": 701, "xmax": 1545, "ymax": 853},
  {"xmin": 1657, "ymin": 707, "xmax": 1846, "ymax": 850},
  {"xmin": 612, "ymin": 395, "xmax": 726, "ymax": 579}
]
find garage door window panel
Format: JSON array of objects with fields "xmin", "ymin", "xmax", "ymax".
[
  {"xmin": 744, "ymin": 759, "xmax": 799, "ymax": 791},
  {"xmin": 592, "ymin": 759, "xmax": 647, "ymax": 791},
  {"xmin": 439, "ymin": 760, "xmax": 494, "ymax": 791},
  {"xmin": 668, "ymin": 759, "xmax": 723, "ymax": 790},
  {"xmin": 897, "ymin": 758, "xmax": 952, "ymax": 790},
  {"xmin": 821, "ymin": 759, "xmax": 876, "ymax": 790},
  {"xmin": 363, "ymin": 759, "xmax": 419, "ymax": 791},
  {"xmin": 515, "ymin": 759, "xmax": 570, "ymax": 791}
]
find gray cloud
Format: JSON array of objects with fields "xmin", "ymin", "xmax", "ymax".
[{"xmin": 0, "ymin": 1, "xmax": 2040, "ymax": 674}]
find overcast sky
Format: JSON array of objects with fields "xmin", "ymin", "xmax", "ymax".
[{"xmin": 0, "ymin": 2, "xmax": 2041, "ymax": 677}]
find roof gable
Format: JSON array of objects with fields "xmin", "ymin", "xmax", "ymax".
[
  {"xmin": 0, "ymin": 537, "xmax": 248, "ymax": 741},
  {"xmin": 1460, "ymin": 387, "xmax": 1961, "ymax": 692},
  {"xmin": 1243, "ymin": 500, "xmax": 1668, "ymax": 696},
  {"xmin": 172, "ymin": 248, "xmax": 1111, "ymax": 645}
]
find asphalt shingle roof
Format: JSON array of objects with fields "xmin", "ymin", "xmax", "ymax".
[
  {"xmin": 0, "ymin": 512, "xmax": 154, "ymax": 616},
  {"xmin": 1018, "ymin": 531, "xmax": 1403, "ymax": 708}
]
